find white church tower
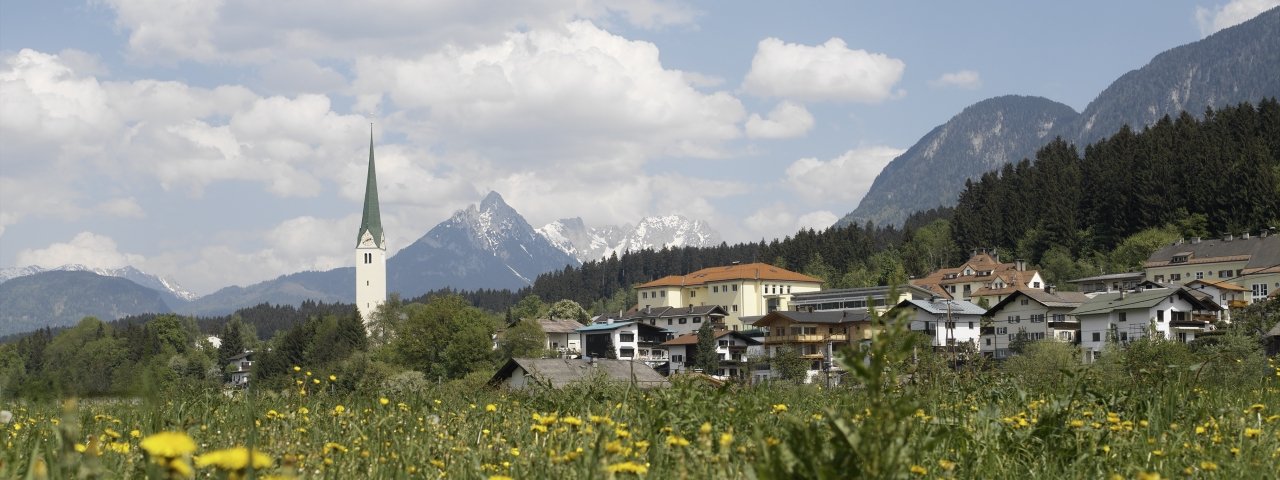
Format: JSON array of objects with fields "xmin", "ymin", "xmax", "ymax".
[{"xmin": 355, "ymin": 128, "xmax": 386, "ymax": 323}]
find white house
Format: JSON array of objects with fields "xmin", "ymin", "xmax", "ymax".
[
  {"xmin": 616, "ymin": 305, "xmax": 729, "ymax": 337},
  {"xmin": 1071, "ymin": 287, "xmax": 1221, "ymax": 363},
  {"xmin": 1183, "ymin": 279, "xmax": 1249, "ymax": 323},
  {"xmin": 982, "ymin": 288, "xmax": 1090, "ymax": 359},
  {"xmin": 576, "ymin": 320, "xmax": 672, "ymax": 366},
  {"xmin": 227, "ymin": 351, "xmax": 254, "ymax": 388},
  {"xmin": 888, "ymin": 298, "xmax": 985, "ymax": 351},
  {"xmin": 538, "ymin": 318, "xmax": 584, "ymax": 357},
  {"xmin": 661, "ymin": 329, "xmax": 762, "ymax": 378}
]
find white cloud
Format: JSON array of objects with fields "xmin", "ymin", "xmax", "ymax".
[
  {"xmin": 797, "ymin": 211, "xmax": 838, "ymax": 230},
  {"xmin": 1195, "ymin": 0, "xmax": 1279, "ymax": 36},
  {"xmin": 742, "ymin": 37, "xmax": 906, "ymax": 103},
  {"xmin": 16, "ymin": 232, "xmax": 144, "ymax": 269},
  {"xmin": 102, "ymin": 0, "xmax": 699, "ymax": 64},
  {"xmin": 257, "ymin": 59, "xmax": 347, "ymax": 94},
  {"xmin": 745, "ymin": 101, "xmax": 815, "ymax": 139},
  {"xmin": 929, "ymin": 70, "xmax": 982, "ymax": 90},
  {"xmin": 353, "ymin": 21, "xmax": 745, "ymax": 161},
  {"xmin": 96, "ymin": 197, "xmax": 146, "ymax": 218},
  {"xmin": 785, "ymin": 146, "xmax": 905, "ymax": 205}
]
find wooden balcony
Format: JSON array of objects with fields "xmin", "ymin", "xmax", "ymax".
[
  {"xmin": 1228, "ymin": 300, "xmax": 1249, "ymax": 309},
  {"xmin": 763, "ymin": 334, "xmax": 848, "ymax": 344}
]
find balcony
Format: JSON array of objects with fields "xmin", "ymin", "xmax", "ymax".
[
  {"xmin": 1047, "ymin": 321, "xmax": 1079, "ymax": 330},
  {"xmin": 763, "ymin": 334, "xmax": 848, "ymax": 344},
  {"xmin": 1228, "ymin": 300, "xmax": 1249, "ymax": 309}
]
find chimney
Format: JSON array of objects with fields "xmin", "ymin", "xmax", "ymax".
[
  {"xmin": 1191, "ymin": 236, "xmax": 1201, "ymax": 244},
  {"xmin": 1261, "ymin": 229, "xmax": 1269, "ymax": 238},
  {"xmin": 1224, "ymin": 233, "xmax": 1233, "ymax": 242},
  {"xmin": 1046, "ymin": 284, "xmax": 1055, "ymax": 294},
  {"xmin": 645, "ymin": 305, "xmax": 651, "ymax": 314},
  {"xmin": 1015, "ymin": 259, "xmax": 1026, "ymax": 271},
  {"xmin": 1242, "ymin": 231, "xmax": 1251, "ymax": 240},
  {"xmin": 1120, "ymin": 289, "xmax": 1126, "ymax": 299}
]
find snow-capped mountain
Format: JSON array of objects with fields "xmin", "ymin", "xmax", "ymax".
[
  {"xmin": 538, "ymin": 215, "xmax": 722, "ymax": 263},
  {"xmin": 387, "ymin": 192, "xmax": 581, "ymax": 294},
  {"xmin": 0, "ymin": 264, "xmax": 197, "ymax": 301}
]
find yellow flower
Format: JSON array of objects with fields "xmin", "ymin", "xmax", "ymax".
[
  {"xmin": 1199, "ymin": 460, "xmax": 1218, "ymax": 471},
  {"xmin": 139, "ymin": 431, "xmax": 197, "ymax": 458},
  {"xmin": 772, "ymin": 404, "xmax": 788, "ymax": 414},
  {"xmin": 1069, "ymin": 419, "xmax": 1085, "ymax": 428},
  {"xmin": 489, "ymin": 476, "xmax": 513, "ymax": 480},
  {"xmin": 334, "ymin": 405, "xmax": 346, "ymax": 415},
  {"xmin": 195, "ymin": 447, "xmax": 272, "ymax": 471},
  {"xmin": 909, "ymin": 465, "xmax": 927, "ymax": 475},
  {"xmin": 168, "ymin": 458, "xmax": 193, "ymax": 477},
  {"xmin": 605, "ymin": 461, "xmax": 649, "ymax": 474},
  {"xmin": 1248, "ymin": 403, "xmax": 1266, "ymax": 413},
  {"xmin": 130, "ymin": 429, "xmax": 141, "ymax": 438},
  {"xmin": 699, "ymin": 422, "xmax": 712, "ymax": 435},
  {"xmin": 666, "ymin": 435, "xmax": 690, "ymax": 447},
  {"xmin": 430, "ymin": 459, "xmax": 446, "ymax": 470},
  {"xmin": 329, "ymin": 374, "xmax": 337, "ymax": 381},
  {"xmin": 379, "ymin": 397, "xmax": 390, "ymax": 406},
  {"xmin": 485, "ymin": 404, "xmax": 497, "ymax": 412},
  {"xmin": 560, "ymin": 416, "xmax": 583, "ymax": 427},
  {"xmin": 1137, "ymin": 472, "xmax": 1162, "ymax": 480},
  {"xmin": 104, "ymin": 428, "xmax": 121, "ymax": 439},
  {"xmin": 293, "ymin": 366, "xmax": 301, "ymax": 372},
  {"xmin": 1245, "ymin": 428, "xmax": 1262, "ymax": 438},
  {"xmin": 719, "ymin": 432, "xmax": 734, "ymax": 447},
  {"xmin": 509, "ymin": 447, "xmax": 520, "ymax": 457},
  {"xmin": 938, "ymin": 459, "xmax": 956, "ymax": 471}
]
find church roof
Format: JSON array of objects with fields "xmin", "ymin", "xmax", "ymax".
[{"xmin": 357, "ymin": 129, "xmax": 384, "ymax": 248}]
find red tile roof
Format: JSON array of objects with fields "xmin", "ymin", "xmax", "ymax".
[{"xmin": 637, "ymin": 263, "xmax": 821, "ymax": 288}]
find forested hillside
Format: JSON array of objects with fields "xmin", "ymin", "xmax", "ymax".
[{"xmin": 953, "ymin": 99, "xmax": 1280, "ymax": 264}]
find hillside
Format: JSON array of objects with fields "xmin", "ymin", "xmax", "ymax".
[{"xmin": 0, "ymin": 271, "xmax": 172, "ymax": 337}]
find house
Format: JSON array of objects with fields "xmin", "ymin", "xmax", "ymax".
[
  {"xmin": 1183, "ymin": 279, "xmax": 1249, "ymax": 322},
  {"xmin": 613, "ymin": 305, "xmax": 729, "ymax": 337},
  {"xmin": 226, "ymin": 351, "xmax": 254, "ymax": 388},
  {"xmin": 1144, "ymin": 232, "xmax": 1280, "ymax": 304},
  {"xmin": 886, "ymin": 298, "xmax": 985, "ymax": 352},
  {"xmin": 661, "ymin": 329, "xmax": 762, "ymax": 378},
  {"xmin": 911, "ymin": 250, "xmax": 1045, "ymax": 305},
  {"xmin": 751, "ymin": 310, "xmax": 875, "ymax": 384},
  {"xmin": 789, "ymin": 284, "xmax": 935, "ymax": 313},
  {"xmin": 576, "ymin": 320, "xmax": 672, "ymax": 366},
  {"xmin": 1066, "ymin": 272, "xmax": 1145, "ymax": 295},
  {"xmin": 1071, "ymin": 287, "xmax": 1222, "ymax": 363},
  {"xmin": 1265, "ymin": 321, "xmax": 1280, "ymax": 357},
  {"xmin": 981, "ymin": 288, "xmax": 1090, "ymax": 359},
  {"xmin": 635, "ymin": 262, "xmax": 823, "ymax": 331},
  {"xmin": 538, "ymin": 318, "xmax": 584, "ymax": 357},
  {"xmin": 489, "ymin": 357, "xmax": 670, "ymax": 390}
]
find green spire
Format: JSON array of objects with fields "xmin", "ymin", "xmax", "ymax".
[{"xmin": 357, "ymin": 126, "xmax": 384, "ymax": 248}]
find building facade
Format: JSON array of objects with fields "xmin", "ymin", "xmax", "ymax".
[
  {"xmin": 981, "ymin": 288, "xmax": 1090, "ymax": 359},
  {"xmin": 355, "ymin": 131, "xmax": 387, "ymax": 323},
  {"xmin": 1071, "ymin": 287, "xmax": 1221, "ymax": 363},
  {"xmin": 751, "ymin": 310, "xmax": 874, "ymax": 384},
  {"xmin": 661, "ymin": 330, "xmax": 762, "ymax": 378},
  {"xmin": 576, "ymin": 320, "xmax": 672, "ymax": 365},
  {"xmin": 613, "ymin": 305, "xmax": 729, "ymax": 337},
  {"xmin": 789, "ymin": 284, "xmax": 935, "ymax": 314},
  {"xmin": 888, "ymin": 298, "xmax": 985, "ymax": 351},
  {"xmin": 538, "ymin": 318, "xmax": 584, "ymax": 357},
  {"xmin": 635, "ymin": 263, "xmax": 823, "ymax": 331},
  {"xmin": 911, "ymin": 250, "xmax": 1045, "ymax": 305},
  {"xmin": 1144, "ymin": 232, "xmax": 1280, "ymax": 304}
]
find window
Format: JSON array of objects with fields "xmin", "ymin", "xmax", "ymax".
[
  {"xmin": 619, "ymin": 333, "xmax": 634, "ymax": 343},
  {"xmin": 660, "ymin": 291, "xmax": 666, "ymax": 297},
  {"xmin": 690, "ymin": 290, "xmax": 696, "ymax": 298},
  {"xmin": 968, "ymin": 322, "xmax": 974, "ymax": 329},
  {"xmin": 1254, "ymin": 284, "xmax": 1270, "ymax": 297},
  {"xmin": 1092, "ymin": 332, "xmax": 1101, "ymax": 342},
  {"xmin": 1171, "ymin": 273, "xmax": 1181, "ymax": 281},
  {"xmin": 693, "ymin": 317, "xmax": 701, "ymax": 323},
  {"xmin": 732, "ymin": 305, "xmax": 739, "ymax": 312},
  {"xmin": 667, "ymin": 319, "xmax": 673, "ymax": 325},
  {"xmin": 1058, "ymin": 331, "xmax": 1073, "ymax": 341},
  {"xmin": 1171, "ymin": 255, "xmax": 1188, "ymax": 264},
  {"xmin": 1196, "ymin": 272, "xmax": 1204, "ymax": 280},
  {"xmin": 1030, "ymin": 314, "xmax": 1045, "ymax": 323},
  {"xmin": 620, "ymin": 347, "xmax": 634, "ymax": 358},
  {"xmin": 1154, "ymin": 275, "xmax": 1165, "ymax": 283},
  {"xmin": 679, "ymin": 318, "xmax": 687, "ymax": 324},
  {"xmin": 732, "ymin": 285, "xmax": 738, "ymax": 292},
  {"xmin": 1156, "ymin": 310, "xmax": 1164, "ymax": 322},
  {"xmin": 1118, "ymin": 312, "xmax": 1127, "ymax": 322},
  {"xmin": 1218, "ymin": 270, "xmax": 1232, "ymax": 278},
  {"xmin": 649, "ymin": 319, "xmax": 655, "ymax": 325},
  {"xmin": 1119, "ymin": 332, "xmax": 1128, "ymax": 342},
  {"xmin": 672, "ymin": 355, "xmax": 684, "ymax": 363},
  {"xmin": 787, "ymin": 285, "xmax": 791, "ymax": 294},
  {"xmin": 1020, "ymin": 299, "xmax": 1029, "ymax": 306},
  {"xmin": 641, "ymin": 292, "xmax": 648, "ymax": 299},
  {"xmin": 1034, "ymin": 282, "xmax": 1041, "ymax": 288},
  {"xmin": 995, "ymin": 327, "xmax": 1008, "ymax": 335},
  {"xmin": 718, "ymin": 340, "xmax": 730, "ymax": 347},
  {"xmin": 713, "ymin": 286, "xmax": 719, "ymax": 293}
]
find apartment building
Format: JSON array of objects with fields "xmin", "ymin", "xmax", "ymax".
[{"xmin": 635, "ymin": 262, "xmax": 822, "ymax": 331}]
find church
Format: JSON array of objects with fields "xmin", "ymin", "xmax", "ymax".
[{"xmin": 355, "ymin": 129, "xmax": 387, "ymax": 322}]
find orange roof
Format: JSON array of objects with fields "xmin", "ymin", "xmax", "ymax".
[
  {"xmin": 913, "ymin": 252, "xmax": 1040, "ymax": 294},
  {"xmin": 637, "ymin": 262, "xmax": 821, "ymax": 288},
  {"xmin": 1186, "ymin": 278, "xmax": 1248, "ymax": 292}
]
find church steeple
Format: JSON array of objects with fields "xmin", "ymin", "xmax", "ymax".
[{"xmin": 357, "ymin": 126, "xmax": 383, "ymax": 248}]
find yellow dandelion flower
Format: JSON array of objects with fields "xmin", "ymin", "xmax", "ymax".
[
  {"xmin": 605, "ymin": 461, "xmax": 649, "ymax": 474},
  {"xmin": 430, "ymin": 459, "xmax": 446, "ymax": 470},
  {"xmin": 329, "ymin": 374, "xmax": 337, "ymax": 381},
  {"xmin": 195, "ymin": 447, "xmax": 272, "ymax": 471},
  {"xmin": 1069, "ymin": 419, "xmax": 1085, "ymax": 428},
  {"xmin": 938, "ymin": 459, "xmax": 956, "ymax": 471},
  {"xmin": 772, "ymin": 404, "xmax": 788, "ymax": 414},
  {"xmin": 667, "ymin": 435, "xmax": 690, "ymax": 447},
  {"xmin": 510, "ymin": 447, "xmax": 520, "ymax": 456},
  {"xmin": 699, "ymin": 422, "xmax": 712, "ymax": 435},
  {"xmin": 909, "ymin": 465, "xmax": 927, "ymax": 475},
  {"xmin": 1245, "ymin": 428, "xmax": 1262, "ymax": 438},
  {"xmin": 489, "ymin": 476, "xmax": 513, "ymax": 480},
  {"xmin": 1137, "ymin": 472, "xmax": 1161, "ymax": 480},
  {"xmin": 561, "ymin": 416, "xmax": 583, "ymax": 427},
  {"xmin": 1248, "ymin": 403, "xmax": 1266, "ymax": 413},
  {"xmin": 139, "ymin": 431, "xmax": 196, "ymax": 458},
  {"xmin": 168, "ymin": 458, "xmax": 193, "ymax": 477},
  {"xmin": 719, "ymin": 432, "xmax": 734, "ymax": 447},
  {"xmin": 334, "ymin": 405, "xmax": 346, "ymax": 415},
  {"xmin": 293, "ymin": 366, "xmax": 301, "ymax": 372},
  {"xmin": 1199, "ymin": 460, "xmax": 1218, "ymax": 471},
  {"xmin": 485, "ymin": 404, "xmax": 497, "ymax": 412},
  {"xmin": 130, "ymin": 429, "xmax": 141, "ymax": 438},
  {"xmin": 379, "ymin": 397, "xmax": 390, "ymax": 406}
]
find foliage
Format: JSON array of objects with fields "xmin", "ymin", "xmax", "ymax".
[
  {"xmin": 769, "ymin": 346, "xmax": 807, "ymax": 384},
  {"xmin": 546, "ymin": 299, "xmax": 590, "ymax": 324},
  {"xmin": 386, "ymin": 294, "xmax": 497, "ymax": 382},
  {"xmin": 497, "ymin": 320, "xmax": 547, "ymax": 361},
  {"xmin": 694, "ymin": 323, "xmax": 719, "ymax": 374}
]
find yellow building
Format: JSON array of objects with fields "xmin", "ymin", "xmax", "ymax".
[
  {"xmin": 1144, "ymin": 233, "xmax": 1280, "ymax": 304},
  {"xmin": 635, "ymin": 262, "xmax": 822, "ymax": 331}
]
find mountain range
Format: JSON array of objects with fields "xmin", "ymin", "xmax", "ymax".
[
  {"xmin": 538, "ymin": 215, "xmax": 722, "ymax": 263},
  {"xmin": 839, "ymin": 6, "xmax": 1280, "ymax": 227}
]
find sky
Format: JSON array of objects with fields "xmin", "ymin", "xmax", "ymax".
[{"xmin": 1, "ymin": 0, "xmax": 1277, "ymax": 295}]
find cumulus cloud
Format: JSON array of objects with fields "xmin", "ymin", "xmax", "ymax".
[
  {"xmin": 742, "ymin": 37, "xmax": 905, "ymax": 103},
  {"xmin": 102, "ymin": 0, "xmax": 699, "ymax": 64},
  {"xmin": 785, "ymin": 146, "xmax": 905, "ymax": 205},
  {"xmin": 16, "ymin": 232, "xmax": 144, "ymax": 269},
  {"xmin": 353, "ymin": 21, "xmax": 745, "ymax": 161},
  {"xmin": 745, "ymin": 101, "xmax": 815, "ymax": 139},
  {"xmin": 742, "ymin": 205, "xmax": 839, "ymax": 240},
  {"xmin": 96, "ymin": 197, "xmax": 146, "ymax": 218},
  {"xmin": 1195, "ymin": 0, "xmax": 1279, "ymax": 36},
  {"xmin": 797, "ymin": 211, "xmax": 838, "ymax": 230},
  {"xmin": 929, "ymin": 70, "xmax": 982, "ymax": 90}
]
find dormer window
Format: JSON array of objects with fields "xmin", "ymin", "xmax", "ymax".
[{"xmin": 1171, "ymin": 255, "xmax": 1188, "ymax": 263}]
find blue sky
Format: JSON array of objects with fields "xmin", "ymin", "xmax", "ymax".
[{"xmin": 1, "ymin": 0, "xmax": 1276, "ymax": 294}]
